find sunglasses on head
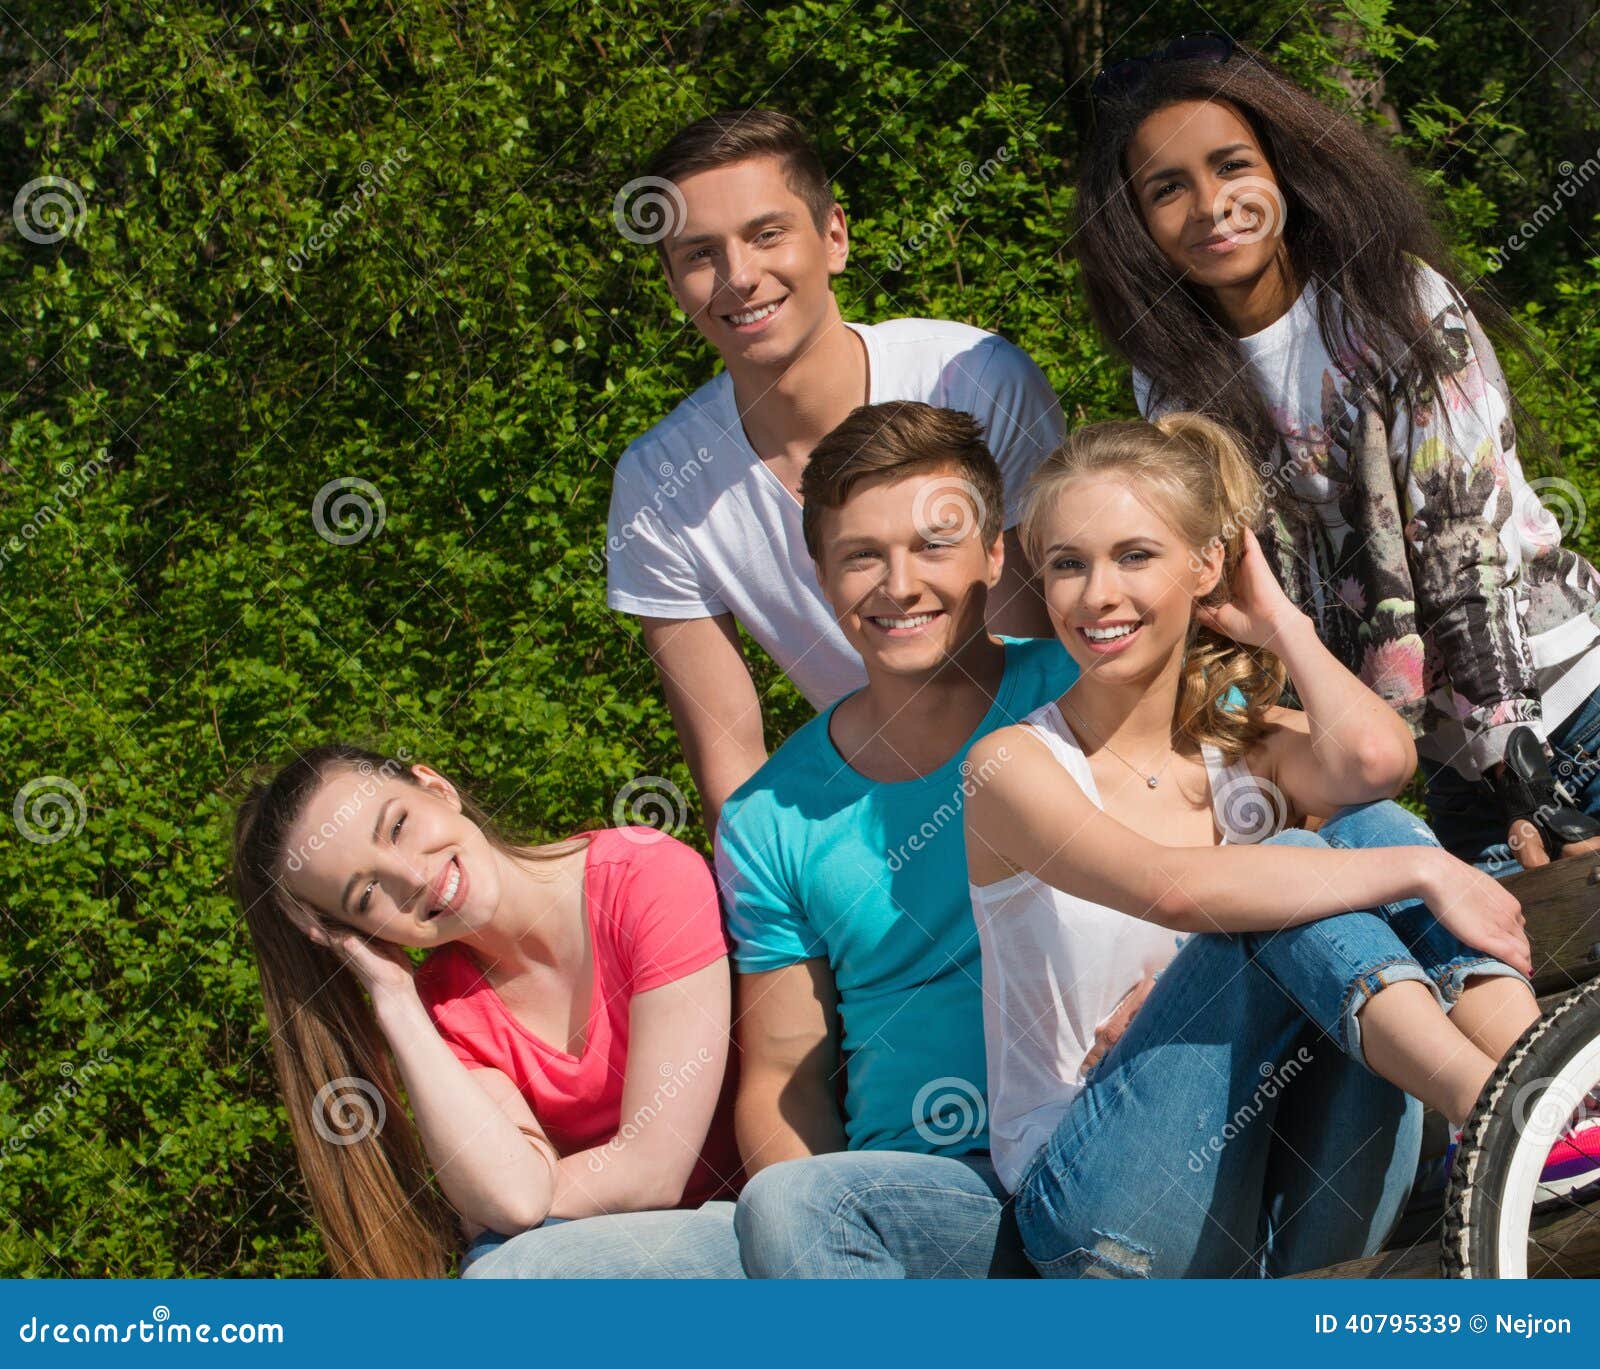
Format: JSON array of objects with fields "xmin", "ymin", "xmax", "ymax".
[{"xmin": 1091, "ymin": 32, "xmax": 1237, "ymax": 103}]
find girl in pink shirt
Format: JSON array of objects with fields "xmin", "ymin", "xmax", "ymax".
[{"xmin": 232, "ymin": 743, "xmax": 744, "ymax": 1278}]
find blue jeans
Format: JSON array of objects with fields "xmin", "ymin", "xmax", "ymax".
[
  {"xmin": 733, "ymin": 1151, "xmax": 1034, "ymax": 1278},
  {"xmin": 1013, "ymin": 800, "xmax": 1527, "ymax": 1279},
  {"xmin": 1422, "ymin": 685, "xmax": 1600, "ymax": 872},
  {"xmin": 457, "ymin": 1201, "xmax": 744, "ymax": 1278}
]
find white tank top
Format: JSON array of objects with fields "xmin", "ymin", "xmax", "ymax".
[{"xmin": 971, "ymin": 698, "xmax": 1283, "ymax": 1192}]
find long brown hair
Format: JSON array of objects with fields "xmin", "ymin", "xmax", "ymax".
[
  {"xmin": 1018, "ymin": 412, "xmax": 1287, "ymax": 762},
  {"xmin": 231, "ymin": 743, "xmax": 587, "ymax": 1278},
  {"xmin": 1073, "ymin": 41, "xmax": 1513, "ymax": 466}
]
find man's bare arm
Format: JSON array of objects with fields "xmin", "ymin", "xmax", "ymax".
[
  {"xmin": 641, "ymin": 614, "xmax": 768, "ymax": 833},
  {"xmin": 733, "ymin": 959, "xmax": 846, "ymax": 1175}
]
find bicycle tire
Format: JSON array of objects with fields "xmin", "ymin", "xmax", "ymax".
[{"xmin": 1442, "ymin": 980, "xmax": 1600, "ymax": 1277}]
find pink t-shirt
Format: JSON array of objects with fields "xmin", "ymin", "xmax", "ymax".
[{"xmin": 415, "ymin": 826, "xmax": 742, "ymax": 1206}]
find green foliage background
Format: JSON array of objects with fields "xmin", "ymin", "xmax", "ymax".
[{"xmin": 1, "ymin": 1, "xmax": 1596, "ymax": 1275}]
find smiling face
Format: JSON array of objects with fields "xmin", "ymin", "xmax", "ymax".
[
  {"xmin": 1124, "ymin": 98, "xmax": 1286, "ymax": 296},
  {"xmin": 661, "ymin": 154, "xmax": 848, "ymax": 371},
  {"xmin": 1035, "ymin": 473, "xmax": 1222, "ymax": 685},
  {"xmin": 281, "ymin": 765, "xmax": 502, "ymax": 948},
  {"xmin": 813, "ymin": 466, "xmax": 1003, "ymax": 677}
]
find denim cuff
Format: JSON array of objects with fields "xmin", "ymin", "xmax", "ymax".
[
  {"xmin": 1340, "ymin": 957, "xmax": 1447, "ymax": 1071},
  {"xmin": 1341, "ymin": 954, "xmax": 1532, "ymax": 1071},
  {"xmin": 1433, "ymin": 954, "xmax": 1532, "ymax": 1005}
]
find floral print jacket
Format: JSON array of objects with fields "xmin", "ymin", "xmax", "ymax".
[{"xmin": 1136, "ymin": 264, "xmax": 1600, "ymax": 779}]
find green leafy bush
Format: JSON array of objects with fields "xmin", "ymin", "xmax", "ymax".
[{"xmin": 1, "ymin": 1, "xmax": 1594, "ymax": 1274}]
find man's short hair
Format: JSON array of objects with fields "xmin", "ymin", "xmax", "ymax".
[
  {"xmin": 643, "ymin": 108, "xmax": 837, "ymax": 239},
  {"xmin": 801, "ymin": 401, "xmax": 1005, "ymax": 562}
]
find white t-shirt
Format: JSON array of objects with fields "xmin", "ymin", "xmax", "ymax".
[
  {"xmin": 970, "ymin": 698, "xmax": 1281, "ymax": 1193},
  {"xmin": 605, "ymin": 318, "xmax": 1064, "ymax": 709}
]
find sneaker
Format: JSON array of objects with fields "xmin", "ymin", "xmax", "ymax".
[
  {"xmin": 1441, "ymin": 1091, "xmax": 1600, "ymax": 1199},
  {"xmin": 1443, "ymin": 1126, "xmax": 1464, "ymax": 1182},
  {"xmin": 1538, "ymin": 1115, "xmax": 1600, "ymax": 1202}
]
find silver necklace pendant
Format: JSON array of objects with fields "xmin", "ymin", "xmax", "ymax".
[{"xmin": 1062, "ymin": 694, "xmax": 1172, "ymax": 791}]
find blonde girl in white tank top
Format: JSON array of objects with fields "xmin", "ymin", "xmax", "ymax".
[
  {"xmin": 962, "ymin": 413, "xmax": 1545, "ymax": 1276},
  {"xmin": 972, "ymin": 695, "xmax": 1279, "ymax": 1191}
]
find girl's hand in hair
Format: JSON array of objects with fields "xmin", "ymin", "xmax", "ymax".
[
  {"xmin": 331, "ymin": 931, "xmax": 419, "ymax": 997},
  {"xmin": 289, "ymin": 904, "xmax": 418, "ymax": 999},
  {"xmin": 1195, "ymin": 527, "xmax": 1304, "ymax": 650},
  {"xmin": 1413, "ymin": 847, "xmax": 1533, "ymax": 978}
]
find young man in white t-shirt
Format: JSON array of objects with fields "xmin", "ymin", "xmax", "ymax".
[{"xmin": 605, "ymin": 108, "xmax": 1063, "ymax": 829}]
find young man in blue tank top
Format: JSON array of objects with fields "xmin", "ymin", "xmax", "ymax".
[{"xmin": 714, "ymin": 400, "xmax": 1074, "ymax": 1276}]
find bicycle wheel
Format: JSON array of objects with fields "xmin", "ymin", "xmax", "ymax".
[{"xmin": 1442, "ymin": 980, "xmax": 1600, "ymax": 1277}]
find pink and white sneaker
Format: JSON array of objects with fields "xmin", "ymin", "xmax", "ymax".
[{"xmin": 1537, "ymin": 1114, "xmax": 1600, "ymax": 1203}]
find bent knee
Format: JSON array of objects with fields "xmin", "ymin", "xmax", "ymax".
[
  {"xmin": 735, "ymin": 1158, "xmax": 840, "ymax": 1231},
  {"xmin": 1320, "ymin": 799, "xmax": 1441, "ymax": 851},
  {"xmin": 734, "ymin": 1161, "xmax": 826, "ymax": 1275}
]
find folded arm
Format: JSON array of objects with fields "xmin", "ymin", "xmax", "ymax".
[
  {"xmin": 964, "ymin": 725, "xmax": 1520, "ymax": 967},
  {"xmin": 374, "ymin": 988, "xmax": 560, "ymax": 1235},
  {"xmin": 1254, "ymin": 612, "xmax": 1418, "ymax": 816},
  {"xmin": 549, "ymin": 958, "xmax": 733, "ymax": 1217}
]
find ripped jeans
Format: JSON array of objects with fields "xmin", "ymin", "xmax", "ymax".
[{"xmin": 1013, "ymin": 801, "xmax": 1528, "ymax": 1278}]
